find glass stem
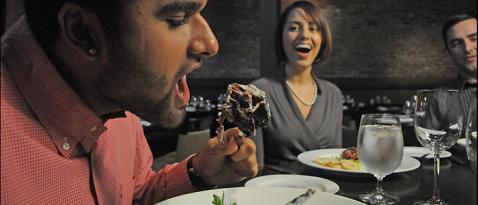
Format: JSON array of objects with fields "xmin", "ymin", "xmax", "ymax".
[
  {"xmin": 375, "ymin": 176, "xmax": 385, "ymax": 194},
  {"xmin": 432, "ymin": 148, "xmax": 441, "ymax": 200}
]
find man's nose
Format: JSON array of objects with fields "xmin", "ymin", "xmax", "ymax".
[
  {"xmin": 188, "ymin": 15, "xmax": 219, "ymax": 58},
  {"xmin": 465, "ymin": 41, "xmax": 476, "ymax": 53}
]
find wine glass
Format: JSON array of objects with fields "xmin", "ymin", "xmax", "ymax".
[
  {"xmin": 357, "ymin": 113, "xmax": 404, "ymax": 204},
  {"xmin": 413, "ymin": 89, "xmax": 463, "ymax": 205},
  {"xmin": 465, "ymin": 97, "xmax": 477, "ymax": 171}
]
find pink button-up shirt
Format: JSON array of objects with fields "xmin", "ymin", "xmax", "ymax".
[{"xmin": 1, "ymin": 16, "xmax": 195, "ymax": 205}]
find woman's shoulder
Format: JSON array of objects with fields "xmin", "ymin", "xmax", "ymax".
[
  {"xmin": 251, "ymin": 77, "xmax": 282, "ymax": 91},
  {"xmin": 316, "ymin": 78, "xmax": 342, "ymax": 95}
]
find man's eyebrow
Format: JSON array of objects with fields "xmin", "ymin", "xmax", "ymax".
[
  {"xmin": 449, "ymin": 32, "xmax": 477, "ymax": 44},
  {"xmin": 156, "ymin": 1, "xmax": 201, "ymax": 15},
  {"xmin": 467, "ymin": 32, "xmax": 477, "ymax": 38}
]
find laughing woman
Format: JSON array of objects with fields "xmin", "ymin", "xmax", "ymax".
[{"xmin": 251, "ymin": 1, "xmax": 343, "ymax": 173}]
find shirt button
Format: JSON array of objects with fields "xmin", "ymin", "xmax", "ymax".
[
  {"xmin": 90, "ymin": 126, "xmax": 97, "ymax": 132},
  {"xmin": 63, "ymin": 143, "xmax": 70, "ymax": 150}
]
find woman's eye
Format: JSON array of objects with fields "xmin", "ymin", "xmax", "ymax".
[
  {"xmin": 289, "ymin": 26, "xmax": 299, "ymax": 31},
  {"xmin": 310, "ymin": 26, "xmax": 319, "ymax": 32}
]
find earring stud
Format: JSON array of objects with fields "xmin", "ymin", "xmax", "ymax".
[{"xmin": 88, "ymin": 48, "xmax": 97, "ymax": 55}]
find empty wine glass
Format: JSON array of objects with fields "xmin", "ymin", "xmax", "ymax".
[
  {"xmin": 465, "ymin": 97, "xmax": 477, "ymax": 171},
  {"xmin": 413, "ymin": 89, "xmax": 463, "ymax": 205},
  {"xmin": 357, "ymin": 113, "xmax": 404, "ymax": 204}
]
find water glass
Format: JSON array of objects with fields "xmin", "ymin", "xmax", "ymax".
[{"xmin": 357, "ymin": 113, "xmax": 404, "ymax": 204}]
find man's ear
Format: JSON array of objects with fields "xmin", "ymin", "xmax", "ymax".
[{"xmin": 57, "ymin": 3, "xmax": 102, "ymax": 61}]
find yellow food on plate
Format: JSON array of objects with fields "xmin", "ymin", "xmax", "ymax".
[{"xmin": 313, "ymin": 157, "xmax": 361, "ymax": 170}]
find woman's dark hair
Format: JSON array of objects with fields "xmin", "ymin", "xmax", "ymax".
[
  {"xmin": 441, "ymin": 12, "xmax": 477, "ymax": 50},
  {"xmin": 23, "ymin": 0, "xmax": 128, "ymax": 49},
  {"xmin": 275, "ymin": 1, "xmax": 332, "ymax": 64}
]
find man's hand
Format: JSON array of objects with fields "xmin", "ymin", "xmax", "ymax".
[{"xmin": 192, "ymin": 127, "xmax": 258, "ymax": 186}]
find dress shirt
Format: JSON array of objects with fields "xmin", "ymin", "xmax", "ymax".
[{"xmin": 1, "ymin": 16, "xmax": 195, "ymax": 205}]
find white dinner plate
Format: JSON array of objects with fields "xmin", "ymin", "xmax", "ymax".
[
  {"xmin": 460, "ymin": 132, "xmax": 478, "ymax": 147},
  {"xmin": 398, "ymin": 115, "xmax": 413, "ymax": 123},
  {"xmin": 404, "ymin": 146, "xmax": 452, "ymax": 158},
  {"xmin": 457, "ymin": 138, "xmax": 467, "ymax": 147},
  {"xmin": 244, "ymin": 174, "xmax": 339, "ymax": 194},
  {"xmin": 156, "ymin": 187, "xmax": 365, "ymax": 205},
  {"xmin": 297, "ymin": 148, "xmax": 420, "ymax": 174}
]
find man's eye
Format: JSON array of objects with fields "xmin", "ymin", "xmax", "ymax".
[
  {"xmin": 450, "ymin": 41, "xmax": 461, "ymax": 48},
  {"xmin": 166, "ymin": 16, "xmax": 189, "ymax": 29}
]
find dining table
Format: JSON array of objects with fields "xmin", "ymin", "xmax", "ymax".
[{"xmin": 225, "ymin": 144, "xmax": 476, "ymax": 205}]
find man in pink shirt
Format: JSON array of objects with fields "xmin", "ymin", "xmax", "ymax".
[{"xmin": 1, "ymin": 0, "xmax": 258, "ymax": 204}]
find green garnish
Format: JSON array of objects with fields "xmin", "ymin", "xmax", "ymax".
[{"xmin": 212, "ymin": 191, "xmax": 237, "ymax": 205}]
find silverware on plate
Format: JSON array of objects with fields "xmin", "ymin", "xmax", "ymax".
[{"xmin": 285, "ymin": 188, "xmax": 316, "ymax": 205}]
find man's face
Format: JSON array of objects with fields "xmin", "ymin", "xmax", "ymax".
[
  {"xmin": 99, "ymin": 0, "xmax": 218, "ymax": 128},
  {"xmin": 446, "ymin": 18, "xmax": 477, "ymax": 80}
]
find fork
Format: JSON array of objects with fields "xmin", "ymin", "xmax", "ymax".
[{"xmin": 285, "ymin": 189, "xmax": 316, "ymax": 205}]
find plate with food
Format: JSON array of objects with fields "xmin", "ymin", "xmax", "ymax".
[
  {"xmin": 297, "ymin": 148, "xmax": 420, "ymax": 174},
  {"xmin": 244, "ymin": 174, "xmax": 339, "ymax": 193},
  {"xmin": 457, "ymin": 138, "xmax": 467, "ymax": 147},
  {"xmin": 156, "ymin": 187, "xmax": 365, "ymax": 205}
]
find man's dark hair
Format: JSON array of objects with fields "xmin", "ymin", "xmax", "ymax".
[
  {"xmin": 23, "ymin": 0, "xmax": 128, "ymax": 49},
  {"xmin": 275, "ymin": 0, "xmax": 333, "ymax": 64},
  {"xmin": 441, "ymin": 12, "xmax": 477, "ymax": 50}
]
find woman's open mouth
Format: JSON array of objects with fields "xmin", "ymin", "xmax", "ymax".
[{"xmin": 295, "ymin": 44, "xmax": 312, "ymax": 58}]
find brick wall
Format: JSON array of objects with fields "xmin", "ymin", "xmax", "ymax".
[
  {"xmin": 281, "ymin": 0, "xmax": 477, "ymax": 80},
  {"xmin": 190, "ymin": 0, "xmax": 262, "ymax": 78},
  {"xmin": 3, "ymin": 0, "xmax": 476, "ymax": 103}
]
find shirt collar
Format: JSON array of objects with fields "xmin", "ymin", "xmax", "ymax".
[{"xmin": 3, "ymin": 16, "xmax": 112, "ymax": 157}]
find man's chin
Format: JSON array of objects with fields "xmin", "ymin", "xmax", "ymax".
[{"xmin": 148, "ymin": 109, "xmax": 186, "ymax": 129}]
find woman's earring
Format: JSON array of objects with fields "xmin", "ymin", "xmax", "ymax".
[{"xmin": 88, "ymin": 48, "xmax": 97, "ymax": 56}]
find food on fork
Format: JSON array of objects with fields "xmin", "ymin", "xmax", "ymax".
[{"xmin": 217, "ymin": 83, "xmax": 271, "ymax": 141}]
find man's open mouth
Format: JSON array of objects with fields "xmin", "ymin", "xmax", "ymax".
[{"xmin": 176, "ymin": 75, "xmax": 190, "ymax": 106}]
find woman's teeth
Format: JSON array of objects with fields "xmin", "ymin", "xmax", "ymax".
[{"xmin": 295, "ymin": 44, "xmax": 312, "ymax": 53}]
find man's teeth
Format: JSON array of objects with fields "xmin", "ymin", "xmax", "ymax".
[{"xmin": 177, "ymin": 76, "xmax": 185, "ymax": 97}]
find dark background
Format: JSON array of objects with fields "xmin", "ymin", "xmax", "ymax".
[
  {"xmin": 3, "ymin": 0, "xmax": 476, "ymax": 159},
  {"xmin": 3, "ymin": 0, "xmax": 476, "ymax": 104}
]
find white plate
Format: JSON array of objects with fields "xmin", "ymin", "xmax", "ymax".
[
  {"xmin": 297, "ymin": 148, "xmax": 420, "ymax": 174},
  {"xmin": 156, "ymin": 187, "xmax": 365, "ymax": 205},
  {"xmin": 404, "ymin": 146, "xmax": 452, "ymax": 158},
  {"xmin": 398, "ymin": 115, "xmax": 413, "ymax": 123},
  {"xmin": 244, "ymin": 174, "xmax": 339, "ymax": 194},
  {"xmin": 457, "ymin": 138, "xmax": 467, "ymax": 147}
]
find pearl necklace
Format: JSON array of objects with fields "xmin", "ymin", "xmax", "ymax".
[{"xmin": 286, "ymin": 80, "xmax": 318, "ymax": 106}]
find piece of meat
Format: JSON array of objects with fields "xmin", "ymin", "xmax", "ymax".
[
  {"xmin": 341, "ymin": 147, "xmax": 358, "ymax": 160},
  {"xmin": 219, "ymin": 83, "xmax": 271, "ymax": 136}
]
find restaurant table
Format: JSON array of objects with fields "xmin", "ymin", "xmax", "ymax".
[{"xmin": 226, "ymin": 145, "xmax": 477, "ymax": 205}]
